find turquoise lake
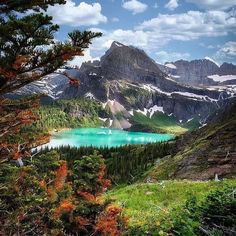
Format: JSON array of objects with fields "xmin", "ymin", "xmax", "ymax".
[{"xmin": 43, "ymin": 128, "xmax": 174, "ymax": 148}]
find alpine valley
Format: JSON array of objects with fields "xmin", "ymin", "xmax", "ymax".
[
  {"xmin": 6, "ymin": 41, "xmax": 236, "ymax": 236},
  {"xmin": 2, "ymin": 1, "xmax": 236, "ymax": 235}
]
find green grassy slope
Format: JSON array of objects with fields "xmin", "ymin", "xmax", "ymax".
[
  {"xmin": 106, "ymin": 179, "xmax": 236, "ymax": 234},
  {"xmin": 130, "ymin": 111, "xmax": 191, "ymax": 134}
]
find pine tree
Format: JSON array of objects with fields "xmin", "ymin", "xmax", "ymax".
[{"xmin": 0, "ymin": 0, "xmax": 101, "ymax": 162}]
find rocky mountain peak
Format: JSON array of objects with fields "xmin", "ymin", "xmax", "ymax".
[
  {"xmin": 204, "ymin": 57, "xmax": 220, "ymax": 67},
  {"xmin": 100, "ymin": 41, "xmax": 164, "ymax": 83},
  {"xmin": 110, "ymin": 41, "xmax": 125, "ymax": 49},
  {"xmin": 219, "ymin": 62, "xmax": 236, "ymax": 76}
]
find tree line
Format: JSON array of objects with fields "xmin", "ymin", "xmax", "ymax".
[{"xmin": 38, "ymin": 141, "xmax": 174, "ymax": 184}]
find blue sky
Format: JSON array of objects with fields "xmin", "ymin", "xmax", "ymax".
[{"xmin": 47, "ymin": 0, "xmax": 236, "ymax": 65}]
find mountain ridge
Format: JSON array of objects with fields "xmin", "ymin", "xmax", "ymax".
[
  {"xmin": 159, "ymin": 58, "xmax": 236, "ymax": 86},
  {"xmin": 13, "ymin": 41, "xmax": 236, "ymax": 132}
]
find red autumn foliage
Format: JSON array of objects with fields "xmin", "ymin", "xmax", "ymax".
[
  {"xmin": 39, "ymin": 180, "xmax": 47, "ymax": 189},
  {"xmin": 79, "ymin": 191, "xmax": 98, "ymax": 203},
  {"xmin": 95, "ymin": 205, "xmax": 124, "ymax": 236},
  {"xmin": 17, "ymin": 212, "xmax": 25, "ymax": 222},
  {"xmin": 60, "ymin": 199, "xmax": 75, "ymax": 211},
  {"xmin": 54, "ymin": 161, "xmax": 68, "ymax": 191},
  {"xmin": 54, "ymin": 199, "xmax": 75, "ymax": 219},
  {"xmin": 0, "ymin": 97, "xmax": 42, "ymax": 162},
  {"xmin": 76, "ymin": 216, "xmax": 90, "ymax": 231},
  {"xmin": 97, "ymin": 164, "xmax": 112, "ymax": 191}
]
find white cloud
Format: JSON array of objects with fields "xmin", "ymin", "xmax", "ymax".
[
  {"xmin": 84, "ymin": 9, "xmax": 235, "ymax": 64},
  {"xmin": 122, "ymin": 0, "xmax": 148, "ymax": 14},
  {"xmin": 155, "ymin": 51, "xmax": 190, "ymax": 63},
  {"xmin": 88, "ymin": 10, "xmax": 235, "ymax": 59},
  {"xmin": 214, "ymin": 41, "xmax": 236, "ymax": 62},
  {"xmin": 137, "ymin": 10, "xmax": 236, "ymax": 41},
  {"xmin": 165, "ymin": 0, "xmax": 179, "ymax": 11},
  {"xmin": 47, "ymin": 1, "xmax": 107, "ymax": 26},
  {"xmin": 67, "ymin": 49, "xmax": 99, "ymax": 67},
  {"xmin": 90, "ymin": 29, "xmax": 149, "ymax": 52},
  {"xmin": 186, "ymin": 0, "xmax": 236, "ymax": 10}
]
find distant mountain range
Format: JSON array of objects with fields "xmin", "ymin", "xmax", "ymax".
[
  {"xmin": 158, "ymin": 59, "xmax": 236, "ymax": 86},
  {"xmin": 13, "ymin": 41, "xmax": 236, "ymax": 132}
]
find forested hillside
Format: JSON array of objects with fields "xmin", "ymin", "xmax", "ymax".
[
  {"xmin": 28, "ymin": 99, "xmax": 111, "ymax": 132},
  {"xmin": 38, "ymin": 141, "xmax": 173, "ymax": 184}
]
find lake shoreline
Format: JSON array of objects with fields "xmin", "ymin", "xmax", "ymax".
[
  {"xmin": 44, "ymin": 127, "xmax": 174, "ymax": 149},
  {"xmin": 49, "ymin": 127, "xmax": 72, "ymax": 135}
]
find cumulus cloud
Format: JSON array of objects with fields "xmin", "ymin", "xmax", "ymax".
[
  {"xmin": 165, "ymin": 0, "xmax": 179, "ymax": 11},
  {"xmin": 90, "ymin": 29, "xmax": 149, "ymax": 52},
  {"xmin": 47, "ymin": 1, "xmax": 107, "ymax": 26},
  {"xmin": 136, "ymin": 10, "xmax": 236, "ymax": 41},
  {"xmin": 155, "ymin": 51, "xmax": 190, "ymax": 63},
  {"xmin": 87, "ymin": 9, "xmax": 235, "ymax": 60},
  {"xmin": 83, "ymin": 8, "xmax": 235, "ymax": 64},
  {"xmin": 186, "ymin": 0, "xmax": 236, "ymax": 10},
  {"xmin": 214, "ymin": 41, "xmax": 236, "ymax": 62},
  {"xmin": 122, "ymin": 0, "xmax": 148, "ymax": 14},
  {"xmin": 67, "ymin": 49, "xmax": 99, "ymax": 67}
]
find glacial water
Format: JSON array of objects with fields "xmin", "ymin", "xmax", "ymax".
[{"xmin": 43, "ymin": 128, "xmax": 174, "ymax": 149}]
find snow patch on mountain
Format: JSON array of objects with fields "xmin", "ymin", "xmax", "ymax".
[
  {"xmin": 173, "ymin": 92, "xmax": 217, "ymax": 102},
  {"xmin": 89, "ymin": 72, "xmax": 97, "ymax": 76},
  {"xmin": 208, "ymin": 75, "xmax": 236, "ymax": 83},
  {"xmin": 141, "ymin": 84, "xmax": 172, "ymax": 96},
  {"xmin": 109, "ymin": 119, "xmax": 113, "ymax": 127},
  {"xmin": 165, "ymin": 63, "xmax": 177, "ymax": 69},
  {"xmin": 136, "ymin": 108, "xmax": 148, "ymax": 116},
  {"xmin": 114, "ymin": 41, "xmax": 124, "ymax": 47},
  {"xmin": 136, "ymin": 105, "xmax": 164, "ymax": 118},
  {"xmin": 187, "ymin": 118, "xmax": 194, "ymax": 123},
  {"xmin": 206, "ymin": 85, "xmax": 236, "ymax": 97},
  {"xmin": 129, "ymin": 110, "xmax": 134, "ymax": 116},
  {"xmin": 85, "ymin": 92, "xmax": 95, "ymax": 99},
  {"xmin": 99, "ymin": 117, "xmax": 108, "ymax": 122},
  {"xmin": 141, "ymin": 84, "xmax": 218, "ymax": 101},
  {"xmin": 149, "ymin": 105, "xmax": 164, "ymax": 118}
]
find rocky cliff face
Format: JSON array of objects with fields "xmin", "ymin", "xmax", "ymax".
[
  {"xmin": 219, "ymin": 63, "xmax": 236, "ymax": 76},
  {"xmin": 159, "ymin": 59, "xmax": 236, "ymax": 87}
]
